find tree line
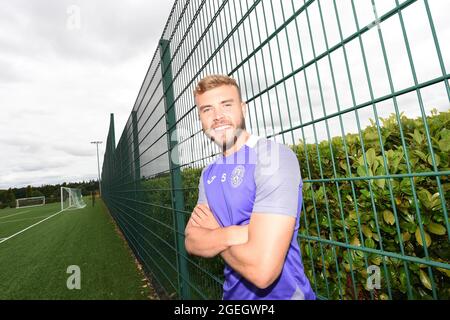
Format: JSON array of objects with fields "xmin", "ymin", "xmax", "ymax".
[{"xmin": 0, "ymin": 180, "xmax": 99, "ymax": 209}]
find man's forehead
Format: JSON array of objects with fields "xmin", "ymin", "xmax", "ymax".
[
  {"xmin": 196, "ymin": 87, "xmax": 239, "ymax": 105},
  {"xmin": 197, "ymin": 85, "xmax": 239, "ymax": 97}
]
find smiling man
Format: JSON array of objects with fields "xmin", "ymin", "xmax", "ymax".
[{"xmin": 184, "ymin": 75, "xmax": 315, "ymax": 300}]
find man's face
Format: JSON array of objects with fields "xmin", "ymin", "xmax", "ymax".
[{"xmin": 196, "ymin": 85, "xmax": 246, "ymax": 149}]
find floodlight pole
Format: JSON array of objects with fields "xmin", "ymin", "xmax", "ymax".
[{"xmin": 90, "ymin": 141, "xmax": 103, "ymax": 197}]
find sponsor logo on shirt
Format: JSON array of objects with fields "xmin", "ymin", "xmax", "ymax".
[{"xmin": 207, "ymin": 175, "xmax": 216, "ymax": 184}]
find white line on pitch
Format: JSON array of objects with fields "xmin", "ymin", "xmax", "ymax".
[
  {"xmin": 0, "ymin": 210, "xmax": 64, "ymax": 245},
  {"xmin": 0, "ymin": 210, "xmax": 32, "ymax": 220},
  {"xmin": 0, "ymin": 215, "xmax": 53, "ymax": 225}
]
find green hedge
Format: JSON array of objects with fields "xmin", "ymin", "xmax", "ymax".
[
  {"xmin": 138, "ymin": 110, "xmax": 449, "ymax": 300},
  {"xmin": 293, "ymin": 109, "xmax": 449, "ymax": 300}
]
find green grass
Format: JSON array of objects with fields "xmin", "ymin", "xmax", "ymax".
[{"xmin": 0, "ymin": 198, "xmax": 153, "ymax": 299}]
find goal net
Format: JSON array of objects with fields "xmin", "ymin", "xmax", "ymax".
[
  {"xmin": 16, "ymin": 196, "xmax": 45, "ymax": 209},
  {"xmin": 61, "ymin": 187, "xmax": 86, "ymax": 211}
]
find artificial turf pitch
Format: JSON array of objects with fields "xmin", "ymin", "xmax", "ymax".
[{"xmin": 0, "ymin": 198, "xmax": 153, "ymax": 299}]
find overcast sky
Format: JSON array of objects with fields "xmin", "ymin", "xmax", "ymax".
[
  {"xmin": 0, "ymin": 0, "xmax": 449, "ymax": 189},
  {"xmin": 0, "ymin": 0, "xmax": 175, "ymax": 189}
]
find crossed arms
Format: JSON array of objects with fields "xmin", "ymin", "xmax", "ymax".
[{"xmin": 184, "ymin": 204, "xmax": 295, "ymax": 289}]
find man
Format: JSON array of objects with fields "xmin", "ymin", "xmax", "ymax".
[{"xmin": 184, "ymin": 75, "xmax": 315, "ymax": 300}]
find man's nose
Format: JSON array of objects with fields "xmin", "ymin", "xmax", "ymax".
[{"xmin": 212, "ymin": 106, "xmax": 225, "ymax": 121}]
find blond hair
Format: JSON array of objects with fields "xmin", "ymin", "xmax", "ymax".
[{"xmin": 194, "ymin": 75, "xmax": 242, "ymax": 100}]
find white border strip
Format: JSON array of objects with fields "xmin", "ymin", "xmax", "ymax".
[
  {"xmin": 0, "ymin": 210, "xmax": 64, "ymax": 245},
  {"xmin": 0, "ymin": 210, "xmax": 31, "ymax": 220},
  {"xmin": 0, "ymin": 215, "xmax": 51, "ymax": 225}
]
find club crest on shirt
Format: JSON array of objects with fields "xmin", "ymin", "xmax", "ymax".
[{"xmin": 230, "ymin": 165, "xmax": 245, "ymax": 188}]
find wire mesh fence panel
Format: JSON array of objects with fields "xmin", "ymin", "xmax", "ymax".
[{"xmin": 101, "ymin": 0, "xmax": 450, "ymax": 300}]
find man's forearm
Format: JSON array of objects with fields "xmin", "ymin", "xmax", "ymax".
[
  {"xmin": 220, "ymin": 238, "xmax": 280, "ymax": 290},
  {"xmin": 185, "ymin": 225, "xmax": 246, "ymax": 258},
  {"xmin": 220, "ymin": 242, "xmax": 259, "ymax": 284}
]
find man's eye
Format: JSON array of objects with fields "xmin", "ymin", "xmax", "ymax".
[{"xmin": 203, "ymin": 108, "xmax": 210, "ymax": 113}]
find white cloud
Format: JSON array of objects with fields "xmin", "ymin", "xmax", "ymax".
[
  {"xmin": 0, "ymin": 0, "xmax": 175, "ymax": 189},
  {"xmin": 1, "ymin": 0, "xmax": 449, "ymax": 189}
]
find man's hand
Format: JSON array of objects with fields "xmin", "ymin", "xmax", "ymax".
[
  {"xmin": 186, "ymin": 215, "xmax": 200, "ymax": 228},
  {"xmin": 184, "ymin": 203, "xmax": 249, "ymax": 258},
  {"xmin": 190, "ymin": 204, "xmax": 221, "ymax": 230}
]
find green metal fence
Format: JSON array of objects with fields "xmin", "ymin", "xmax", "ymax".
[{"xmin": 101, "ymin": 0, "xmax": 450, "ymax": 300}]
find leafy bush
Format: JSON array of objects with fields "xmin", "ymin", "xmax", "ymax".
[
  {"xmin": 137, "ymin": 110, "xmax": 449, "ymax": 300},
  {"xmin": 293, "ymin": 109, "xmax": 449, "ymax": 300}
]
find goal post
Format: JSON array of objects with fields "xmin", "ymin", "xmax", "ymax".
[
  {"xmin": 61, "ymin": 187, "xmax": 86, "ymax": 211},
  {"xmin": 16, "ymin": 196, "xmax": 46, "ymax": 209}
]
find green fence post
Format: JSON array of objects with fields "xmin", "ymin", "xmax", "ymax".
[
  {"xmin": 131, "ymin": 111, "xmax": 142, "ymax": 200},
  {"xmin": 103, "ymin": 113, "xmax": 116, "ymax": 201},
  {"xmin": 159, "ymin": 38, "xmax": 191, "ymax": 300},
  {"xmin": 108, "ymin": 113, "xmax": 115, "ymax": 153}
]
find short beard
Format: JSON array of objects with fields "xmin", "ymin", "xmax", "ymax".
[{"xmin": 207, "ymin": 116, "xmax": 246, "ymax": 152}]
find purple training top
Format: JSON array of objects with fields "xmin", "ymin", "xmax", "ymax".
[{"xmin": 197, "ymin": 135, "xmax": 315, "ymax": 300}]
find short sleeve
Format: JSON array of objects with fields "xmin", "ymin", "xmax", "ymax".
[
  {"xmin": 252, "ymin": 140, "xmax": 302, "ymax": 218},
  {"xmin": 197, "ymin": 168, "xmax": 208, "ymax": 205}
]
